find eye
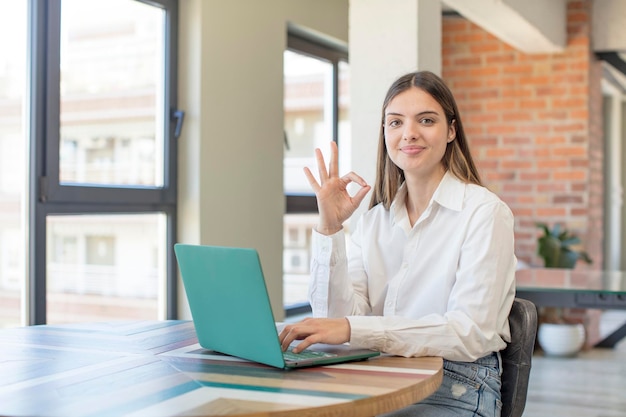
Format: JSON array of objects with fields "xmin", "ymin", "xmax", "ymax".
[
  {"xmin": 387, "ymin": 119, "xmax": 401, "ymax": 128},
  {"xmin": 420, "ymin": 118, "xmax": 435, "ymax": 125}
]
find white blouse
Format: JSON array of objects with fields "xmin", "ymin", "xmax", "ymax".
[{"xmin": 308, "ymin": 171, "xmax": 516, "ymax": 362}]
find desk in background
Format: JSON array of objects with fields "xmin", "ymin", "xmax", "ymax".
[
  {"xmin": 0, "ymin": 320, "xmax": 442, "ymax": 417},
  {"xmin": 516, "ymin": 268, "xmax": 626, "ymax": 347}
]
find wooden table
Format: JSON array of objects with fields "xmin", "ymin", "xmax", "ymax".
[
  {"xmin": 0, "ymin": 320, "xmax": 443, "ymax": 417},
  {"xmin": 516, "ymin": 268, "xmax": 626, "ymax": 347}
]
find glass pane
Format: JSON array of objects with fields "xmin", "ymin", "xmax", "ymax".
[
  {"xmin": 59, "ymin": 0, "xmax": 165, "ymax": 187},
  {"xmin": 283, "ymin": 213, "xmax": 318, "ymax": 307},
  {"xmin": 337, "ymin": 60, "xmax": 351, "ymax": 174},
  {"xmin": 0, "ymin": 0, "xmax": 26, "ymax": 328},
  {"xmin": 283, "ymin": 214, "xmax": 353, "ymax": 308},
  {"xmin": 283, "ymin": 50, "xmax": 333, "ymax": 194},
  {"xmin": 46, "ymin": 213, "xmax": 166, "ymax": 324}
]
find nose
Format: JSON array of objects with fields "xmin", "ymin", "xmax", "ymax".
[{"xmin": 402, "ymin": 120, "xmax": 419, "ymax": 141}]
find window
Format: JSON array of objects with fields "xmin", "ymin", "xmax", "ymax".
[
  {"xmin": 0, "ymin": 0, "xmax": 180, "ymax": 327},
  {"xmin": 283, "ymin": 34, "xmax": 349, "ymax": 315},
  {"xmin": 0, "ymin": 0, "xmax": 27, "ymax": 328}
]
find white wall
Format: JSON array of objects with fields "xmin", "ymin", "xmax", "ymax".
[
  {"xmin": 443, "ymin": 0, "xmax": 566, "ymax": 53},
  {"xmin": 593, "ymin": 0, "xmax": 626, "ymax": 51},
  {"xmin": 349, "ymin": 0, "xmax": 442, "ymax": 225},
  {"xmin": 177, "ymin": 0, "xmax": 349, "ymax": 320}
]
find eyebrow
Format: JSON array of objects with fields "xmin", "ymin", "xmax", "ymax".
[{"xmin": 385, "ymin": 110, "xmax": 440, "ymax": 118}]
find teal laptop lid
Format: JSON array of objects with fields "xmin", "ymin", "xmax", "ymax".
[{"xmin": 174, "ymin": 243, "xmax": 379, "ymax": 369}]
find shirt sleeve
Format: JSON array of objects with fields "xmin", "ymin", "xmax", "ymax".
[
  {"xmin": 308, "ymin": 222, "xmax": 373, "ymax": 318},
  {"xmin": 347, "ymin": 200, "xmax": 516, "ymax": 362}
]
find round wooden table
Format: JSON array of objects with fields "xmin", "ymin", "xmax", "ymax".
[{"xmin": 0, "ymin": 320, "xmax": 443, "ymax": 416}]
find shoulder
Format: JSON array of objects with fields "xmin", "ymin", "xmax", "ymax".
[
  {"xmin": 464, "ymin": 183, "xmax": 514, "ymax": 222},
  {"xmin": 440, "ymin": 173, "xmax": 510, "ymax": 215},
  {"xmin": 361, "ymin": 202, "xmax": 391, "ymax": 223},
  {"xmin": 465, "ymin": 182, "xmax": 501, "ymax": 203}
]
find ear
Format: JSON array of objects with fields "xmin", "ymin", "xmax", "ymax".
[{"xmin": 447, "ymin": 119, "xmax": 457, "ymax": 143}]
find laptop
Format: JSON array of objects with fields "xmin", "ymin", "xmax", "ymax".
[{"xmin": 174, "ymin": 243, "xmax": 380, "ymax": 369}]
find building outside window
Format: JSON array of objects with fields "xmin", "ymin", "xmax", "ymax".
[
  {"xmin": 0, "ymin": 0, "xmax": 27, "ymax": 328},
  {"xmin": 0, "ymin": 0, "xmax": 179, "ymax": 327},
  {"xmin": 283, "ymin": 34, "xmax": 350, "ymax": 314}
]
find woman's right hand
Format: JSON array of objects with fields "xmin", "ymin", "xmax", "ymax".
[{"xmin": 303, "ymin": 141, "xmax": 371, "ymax": 235}]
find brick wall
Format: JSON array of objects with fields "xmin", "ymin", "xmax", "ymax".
[{"xmin": 442, "ymin": 0, "xmax": 604, "ymax": 270}]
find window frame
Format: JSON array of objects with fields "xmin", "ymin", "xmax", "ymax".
[
  {"xmin": 284, "ymin": 34, "xmax": 348, "ymax": 213},
  {"xmin": 283, "ymin": 32, "xmax": 348, "ymax": 316},
  {"xmin": 28, "ymin": 0, "xmax": 180, "ymax": 324}
]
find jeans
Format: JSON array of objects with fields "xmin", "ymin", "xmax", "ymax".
[{"xmin": 380, "ymin": 352, "xmax": 502, "ymax": 417}]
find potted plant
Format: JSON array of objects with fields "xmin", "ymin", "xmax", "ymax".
[
  {"xmin": 534, "ymin": 222, "xmax": 591, "ymax": 356},
  {"xmin": 535, "ymin": 222, "xmax": 592, "ymax": 268}
]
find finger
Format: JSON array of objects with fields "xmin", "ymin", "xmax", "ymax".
[
  {"xmin": 278, "ymin": 325, "xmax": 289, "ymax": 348},
  {"xmin": 280, "ymin": 324, "xmax": 313, "ymax": 352},
  {"xmin": 328, "ymin": 141, "xmax": 339, "ymax": 178},
  {"xmin": 342, "ymin": 171, "xmax": 369, "ymax": 188},
  {"xmin": 351, "ymin": 184, "xmax": 372, "ymax": 207},
  {"xmin": 280, "ymin": 320, "xmax": 319, "ymax": 352},
  {"xmin": 291, "ymin": 341, "xmax": 308, "ymax": 354},
  {"xmin": 291, "ymin": 335, "xmax": 320, "ymax": 354},
  {"xmin": 315, "ymin": 148, "xmax": 328, "ymax": 182},
  {"xmin": 279, "ymin": 328, "xmax": 297, "ymax": 351},
  {"xmin": 303, "ymin": 167, "xmax": 321, "ymax": 193}
]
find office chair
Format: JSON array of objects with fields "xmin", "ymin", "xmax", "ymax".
[{"xmin": 500, "ymin": 297, "xmax": 538, "ymax": 417}]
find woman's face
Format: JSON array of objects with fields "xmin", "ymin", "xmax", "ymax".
[{"xmin": 383, "ymin": 86, "xmax": 455, "ymax": 181}]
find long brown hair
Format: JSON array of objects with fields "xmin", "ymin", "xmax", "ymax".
[{"xmin": 369, "ymin": 71, "xmax": 482, "ymax": 210}]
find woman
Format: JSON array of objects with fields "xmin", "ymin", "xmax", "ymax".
[{"xmin": 279, "ymin": 70, "xmax": 516, "ymax": 417}]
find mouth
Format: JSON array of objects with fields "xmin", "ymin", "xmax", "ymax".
[{"xmin": 400, "ymin": 145, "xmax": 425, "ymax": 155}]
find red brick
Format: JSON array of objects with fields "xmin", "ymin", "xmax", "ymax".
[
  {"xmin": 486, "ymin": 124, "xmax": 518, "ymax": 134},
  {"xmin": 535, "ymin": 135, "xmax": 566, "ymax": 145},
  {"xmin": 502, "ymin": 160, "xmax": 533, "ymax": 169},
  {"xmin": 485, "ymin": 101, "xmax": 517, "ymax": 111},
  {"xmin": 469, "ymin": 66, "xmax": 500, "ymax": 76},
  {"xmin": 486, "ymin": 148, "xmax": 515, "ymax": 158},
  {"xmin": 553, "ymin": 123, "xmax": 587, "ymax": 133},
  {"xmin": 570, "ymin": 109, "xmax": 589, "ymax": 119},
  {"xmin": 485, "ymin": 172, "xmax": 516, "ymax": 181},
  {"xmin": 519, "ymin": 99, "xmax": 547, "ymax": 109},
  {"xmin": 553, "ymin": 195, "xmax": 584, "ymax": 204},
  {"xmin": 538, "ymin": 160, "xmax": 569, "ymax": 169},
  {"xmin": 520, "ymin": 172, "xmax": 551, "ymax": 181},
  {"xmin": 554, "ymin": 171, "xmax": 587, "ymax": 181},
  {"xmin": 469, "ymin": 89, "xmax": 499, "ymax": 100},
  {"xmin": 553, "ymin": 97, "xmax": 587, "ymax": 108},
  {"xmin": 553, "ymin": 146, "xmax": 587, "ymax": 157},
  {"xmin": 503, "ymin": 137, "xmax": 532, "ymax": 145},
  {"xmin": 536, "ymin": 207, "xmax": 568, "ymax": 217},
  {"xmin": 538, "ymin": 183, "xmax": 567, "ymax": 192}
]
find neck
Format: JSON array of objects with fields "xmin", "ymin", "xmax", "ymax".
[{"xmin": 404, "ymin": 168, "xmax": 446, "ymax": 226}]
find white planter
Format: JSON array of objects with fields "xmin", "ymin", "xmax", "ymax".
[{"xmin": 538, "ymin": 323, "xmax": 585, "ymax": 357}]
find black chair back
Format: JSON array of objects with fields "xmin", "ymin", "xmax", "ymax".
[{"xmin": 501, "ymin": 298, "xmax": 538, "ymax": 417}]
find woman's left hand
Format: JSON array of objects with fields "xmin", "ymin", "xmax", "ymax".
[{"xmin": 278, "ymin": 317, "xmax": 351, "ymax": 353}]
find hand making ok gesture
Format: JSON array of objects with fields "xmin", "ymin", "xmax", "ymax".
[{"xmin": 303, "ymin": 141, "xmax": 371, "ymax": 235}]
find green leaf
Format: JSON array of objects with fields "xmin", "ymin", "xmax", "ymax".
[
  {"xmin": 560, "ymin": 237, "xmax": 580, "ymax": 247},
  {"xmin": 537, "ymin": 235, "xmax": 561, "ymax": 267},
  {"xmin": 558, "ymin": 249, "xmax": 578, "ymax": 268},
  {"xmin": 535, "ymin": 222, "xmax": 593, "ymax": 268}
]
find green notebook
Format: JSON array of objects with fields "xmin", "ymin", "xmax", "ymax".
[{"xmin": 174, "ymin": 243, "xmax": 380, "ymax": 369}]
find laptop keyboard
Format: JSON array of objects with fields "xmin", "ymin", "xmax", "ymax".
[{"xmin": 283, "ymin": 348, "xmax": 337, "ymax": 361}]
